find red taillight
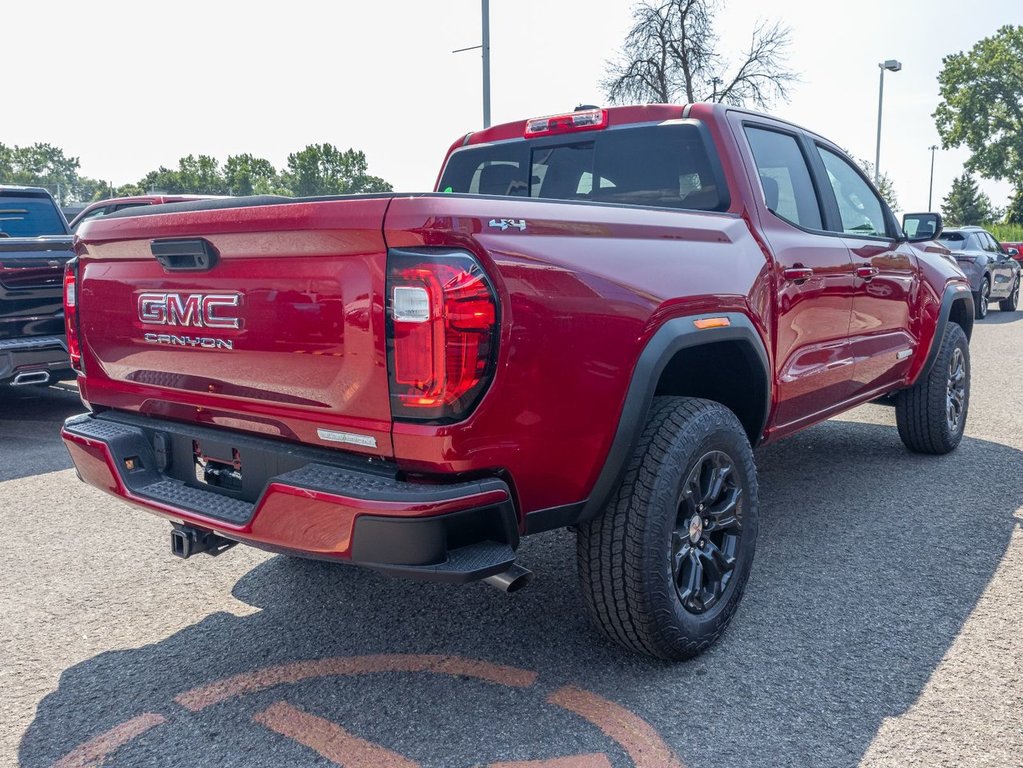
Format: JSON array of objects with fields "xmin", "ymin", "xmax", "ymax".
[
  {"xmin": 524, "ymin": 108, "xmax": 607, "ymax": 138},
  {"xmin": 386, "ymin": 250, "xmax": 498, "ymax": 422},
  {"xmin": 63, "ymin": 261, "xmax": 82, "ymax": 372}
]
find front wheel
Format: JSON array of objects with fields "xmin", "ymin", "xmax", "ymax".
[
  {"xmin": 576, "ymin": 397, "xmax": 758, "ymax": 660},
  {"xmin": 895, "ymin": 323, "xmax": 970, "ymax": 454},
  {"xmin": 999, "ymin": 276, "xmax": 1019, "ymax": 311}
]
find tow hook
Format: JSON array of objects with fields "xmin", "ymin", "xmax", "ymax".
[{"xmin": 170, "ymin": 525, "xmax": 237, "ymax": 559}]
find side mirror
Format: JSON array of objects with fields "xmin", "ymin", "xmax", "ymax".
[
  {"xmin": 1008, "ymin": 247, "xmax": 1019, "ymax": 258},
  {"xmin": 901, "ymin": 212, "xmax": 943, "ymax": 243}
]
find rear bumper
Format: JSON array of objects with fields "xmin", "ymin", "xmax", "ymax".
[
  {"xmin": 61, "ymin": 412, "xmax": 519, "ymax": 582},
  {"xmin": 0, "ymin": 335, "xmax": 72, "ymax": 383}
]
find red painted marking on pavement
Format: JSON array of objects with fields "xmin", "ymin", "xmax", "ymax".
[
  {"xmin": 548, "ymin": 686, "xmax": 684, "ymax": 768},
  {"xmin": 175, "ymin": 654, "xmax": 538, "ymax": 711},
  {"xmin": 490, "ymin": 755, "xmax": 613, "ymax": 768},
  {"xmin": 253, "ymin": 701, "xmax": 420, "ymax": 768},
  {"xmin": 53, "ymin": 713, "xmax": 167, "ymax": 768}
]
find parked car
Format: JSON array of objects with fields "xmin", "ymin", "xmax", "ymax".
[
  {"xmin": 61, "ymin": 204, "xmax": 87, "ymax": 224},
  {"xmin": 937, "ymin": 226, "xmax": 1021, "ymax": 318},
  {"xmin": 69, "ymin": 195, "xmax": 217, "ymax": 232},
  {"xmin": 0, "ymin": 185, "xmax": 74, "ymax": 387},
  {"xmin": 62, "ymin": 103, "xmax": 973, "ymax": 661},
  {"xmin": 1003, "ymin": 241, "xmax": 1023, "ymax": 267}
]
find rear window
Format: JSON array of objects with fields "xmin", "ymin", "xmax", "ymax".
[
  {"xmin": 438, "ymin": 124, "xmax": 727, "ymax": 212},
  {"xmin": 938, "ymin": 232, "xmax": 967, "ymax": 251},
  {"xmin": 0, "ymin": 196, "xmax": 67, "ymax": 237}
]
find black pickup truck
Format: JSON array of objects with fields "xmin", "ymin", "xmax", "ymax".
[{"xmin": 0, "ymin": 186, "xmax": 74, "ymax": 386}]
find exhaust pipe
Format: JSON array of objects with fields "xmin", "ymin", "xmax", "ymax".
[
  {"xmin": 12, "ymin": 371, "xmax": 50, "ymax": 386},
  {"xmin": 484, "ymin": 563, "xmax": 533, "ymax": 593}
]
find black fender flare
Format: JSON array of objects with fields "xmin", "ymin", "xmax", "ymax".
[
  {"xmin": 920, "ymin": 283, "xmax": 974, "ymax": 380},
  {"xmin": 577, "ymin": 312, "xmax": 771, "ymax": 523}
]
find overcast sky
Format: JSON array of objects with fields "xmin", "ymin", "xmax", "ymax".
[{"xmin": 5, "ymin": 0, "xmax": 1021, "ymax": 212}]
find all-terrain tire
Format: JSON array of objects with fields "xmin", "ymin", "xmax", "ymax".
[
  {"xmin": 999, "ymin": 276, "xmax": 1019, "ymax": 311},
  {"xmin": 576, "ymin": 397, "xmax": 758, "ymax": 661},
  {"xmin": 895, "ymin": 323, "xmax": 970, "ymax": 454}
]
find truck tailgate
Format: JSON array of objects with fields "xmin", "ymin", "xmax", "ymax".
[
  {"xmin": 0, "ymin": 236, "xmax": 73, "ymax": 339},
  {"xmin": 76, "ymin": 197, "xmax": 395, "ymax": 457}
]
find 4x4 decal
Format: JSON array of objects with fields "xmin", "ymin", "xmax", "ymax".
[{"xmin": 488, "ymin": 218, "xmax": 527, "ymax": 232}]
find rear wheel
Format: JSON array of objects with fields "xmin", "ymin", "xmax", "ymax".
[
  {"xmin": 895, "ymin": 323, "xmax": 970, "ymax": 454},
  {"xmin": 974, "ymin": 277, "xmax": 990, "ymax": 319},
  {"xmin": 576, "ymin": 397, "xmax": 758, "ymax": 660},
  {"xmin": 999, "ymin": 276, "xmax": 1019, "ymax": 311}
]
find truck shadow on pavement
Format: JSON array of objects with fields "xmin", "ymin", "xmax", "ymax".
[{"xmin": 20, "ymin": 419, "xmax": 1023, "ymax": 767}]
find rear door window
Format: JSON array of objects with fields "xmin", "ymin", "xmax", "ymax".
[
  {"xmin": 439, "ymin": 124, "xmax": 727, "ymax": 212},
  {"xmin": 743, "ymin": 126, "xmax": 823, "ymax": 230},
  {"xmin": 938, "ymin": 232, "xmax": 967, "ymax": 251}
]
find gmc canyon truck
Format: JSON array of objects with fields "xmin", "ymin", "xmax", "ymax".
[
  {"xmin": 61, "ymin": 104, "xmax": 974, "ymax": 660},
  {"xmin": 0, "ymin": 185, "xmax": 74, "ymax": 387}
]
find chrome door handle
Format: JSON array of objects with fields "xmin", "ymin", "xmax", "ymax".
[
  {"xmin": 783, "ymin": 267, "xmax": 814, "ymax": 282},
  {"xmin": 857, "ymin": 265, "xmax": 880, "ymax": 281}
]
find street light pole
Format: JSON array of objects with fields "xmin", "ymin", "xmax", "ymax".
[
  {"xmin": 928, "ymin": 145, "xmax": 939, "ymax": 211},
  {"xmin": 482, "ymin": 0, "xmax": 491, "ymax": 128},
  {"xmin": 453, "ymin": 0, "xmax": 492, "ymax": 128},
  {"xmin": 874, "ymin": 59, "xmax": 902, "ymax": 185}
]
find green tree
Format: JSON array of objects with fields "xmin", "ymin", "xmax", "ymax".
[
  {"xmin": 224, "ymin": 154, "xmax": 283, "ymax": 196},
  {"xmin": 602, "ymin": 0, "xmax": 795, "ymax": 107},
  {"xmin": 177, "ymin": 155, "xmax": 228, "ymax": 194},
  {"xmin": 0, "ymin": 142, "xmax": 83, "ymax": 204},
  {"xmin": 0, "ymin": 143, "xmax": 13, "ymax": 181},
  {"xmin": 135, "ymin": 166, "xmax": 182, "ymax": 194},
  {"xmin": 75, "ymin": 177, "xmax": 117, "ymax": 202},
  {"xmin": 854, "ymin": 157, "xmax": 899, "ymax": 212},
  {"xmin": 934, "ymin": 26, "xmax": 1023, "ymax": 187},
  {"xmin": 942, "ymin": 173, "xmax": 994, "ymax": 225},
  {"xmin": 136, "ymin": 155, "xmax": 227, "ymax": 195},
  {"xmin": 1005, "ymin": 188, "xmax": 1023, "ymax": 225},
  {"xmin": 281, "ymin": 144, "xmax": 393, "ymax": 196}
]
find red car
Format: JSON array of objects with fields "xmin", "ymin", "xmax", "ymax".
[
  {"xmin": 1003, "ymin": 241, "xmax": 1023, "ymax": 266},
  {"xmin": 61, "ymin": 104, "xmax": 972, "ymax": 660},
  {"xmin": 68, "ymin": 195, "xmax": 218, "ymax": 232}
]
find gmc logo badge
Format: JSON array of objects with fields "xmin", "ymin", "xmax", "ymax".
[{"xmin": 138, "ymin": 292, "xmax": 242, "ymax": 329}]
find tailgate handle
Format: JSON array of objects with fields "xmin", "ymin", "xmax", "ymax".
[{"xmin": 150, "ymin": 239, "xmax": 219, "ymax": 271}]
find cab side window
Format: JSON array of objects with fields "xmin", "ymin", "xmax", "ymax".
[
  {"xmin": 816, "ymin": 146, "xmax": 889, "ymax": 238},
  {"xmin": 744, "ymin": 126, "xmax": 823, "ymax": 230},
  {"xmin": 71, "ymin": 206, "xmax": 112, "ymax": 233}
]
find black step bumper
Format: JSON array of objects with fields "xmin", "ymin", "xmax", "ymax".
[{"xmin": 61, "ymin": 411, "xmax": 519, "ymax": 582}]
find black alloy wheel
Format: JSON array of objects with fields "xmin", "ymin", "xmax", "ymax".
[{"xmin": 671, "ymin": 451, "xmax": 743, "ymax": 614}]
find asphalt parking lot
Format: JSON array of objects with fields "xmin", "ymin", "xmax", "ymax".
[{"xmin": 2, "ymin": 315, "xmax": 1022, "ymax": 768}]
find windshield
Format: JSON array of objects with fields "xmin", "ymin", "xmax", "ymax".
[
  {"xmin": 438, "ymin": 124, "xmax": 726, "ymax": 212},
  {"xmin": 0, "ymin": 195, "xmax": 67, "ymax": 237},
  {"xmin": 938, "ymin": 232, "xmax": 967, "ymax": 251}
]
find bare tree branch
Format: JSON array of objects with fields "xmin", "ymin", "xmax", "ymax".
[{"xmin": 602, "ymin": 0, "xmax": 796, "ymax": 109}]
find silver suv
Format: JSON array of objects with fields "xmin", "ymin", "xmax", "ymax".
[{"xmin": 938, "ymin": 227, "xmax": 1021, "ymax": 319}]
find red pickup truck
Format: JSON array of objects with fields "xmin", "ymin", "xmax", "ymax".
[{"xmin": 62, "ymin": 104, "xmax": 973, "ymax": 660}]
